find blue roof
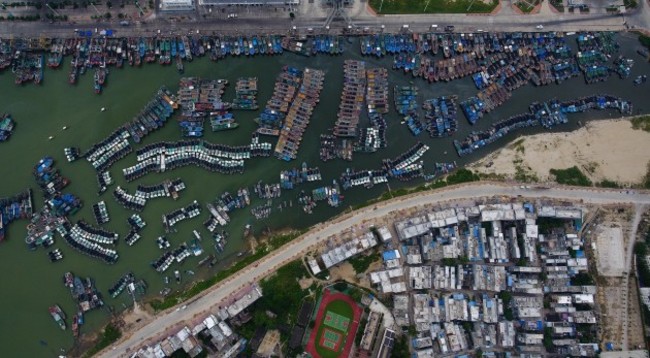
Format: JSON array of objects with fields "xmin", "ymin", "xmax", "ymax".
[
  {"xmin": 575, "ymin": 250, "xmax": 585, "ymax": 258},
  {"xmin": 382, "ymin": 250, "xmax": 398, "ymax": 261}
]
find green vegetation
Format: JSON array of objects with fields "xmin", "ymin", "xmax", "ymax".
[
  {"xmin": 515, "ymin": 0, "xmax": 538, "ymax": 13},
  {"xmin": 624, "ymin": 0, "xmax": 638, "ymax": 8},
  {"xmin": 392, "ymin": 335, "xmax": 410, "ymax": 357},
  {"xmin": 596, "ymin": 179, "xmax": 621, "ymax": 188},
  {"xmin": 571, "ymin": 272, "xmax": 594, "ymax": 286},
  {"xmin": 549, "ymin": 166, "xmax": 592, "ymax": 187},
  {"xmin": 543, "ymin": 327, "xmax": 553, "ymax": 350},
  {"xmin": 149, "ymin": 231, "xmax": 304, "ymax": 311},
  {"xmin": 631, "ymin": 116, "xmax": 650, "ymax": 132},
  {"xmin": 536, "ymin": 217, "xmax": 567, "ymax": 235},
  {"xmin": 638, "ymin": 33, "xmax": 650, "ymax": 51},
  {"xmin": 83, "ymin": 323, "xmax": 122, "ymax": 358},
  {"xmin": 635, "ymin": 242, "xmax": 650, "ymax": 286},
  {"xmin": 315, "ymin": 299, "xmax": 354, "ymax": 358},
  {"xmin": 369, "ymin": 0, "xmax": 498, "ymax": 14},
  {"xmin": 498, "ymin": 291, "xmax": 514, "ymax": 320},
  {"xmin": 513, "ymin": 158, "xmax": 539, "ymax": 183},
  {"xmin": 256, "ymin": 261, "xmax": 311, "ymax": 326},
  {"xmin": 348, "ymin": 251, "xmax": 380, "ymax": 274},
  {"xmin": 644, "ymin": 163, "xmax": 650, "ymax": 190},
  {"xmin": 447, "ymin": 168, "xmax": 481, "ymax": 184},
  {"xmin": 549, "ymin": 0, "xmax": 564, "ymax": 11}
]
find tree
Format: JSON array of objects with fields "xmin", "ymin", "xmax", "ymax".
[
  {"xmin": 107, "ymin": 1, "xmax": 112, "ymax": 7},
  {"xmin": 333, "ymin": 281, "xmax": 348, "ymax": 292},
  {"xmin": 105, "ymin": 11, "xmax": 111, "ymax": 19},
  {"xmin": 289, "ymin": 12, "xmax": 295, "ymax": 19}
]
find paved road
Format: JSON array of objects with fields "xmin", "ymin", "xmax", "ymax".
[
  {"xmin": 98, "ymin": 182, "xmax": 650, "ymax": 357},
  {"xmin": 1, "ymin": 1, "xmax": 647, "ymax": 38},
  {"xmin": 622, "ymin": 204, "xmax": 646, "ymax": 350}
]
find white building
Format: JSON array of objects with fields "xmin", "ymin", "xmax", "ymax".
[{"xmin": 160, "ymin": 0, "xmax": 196, "ymax": 11}]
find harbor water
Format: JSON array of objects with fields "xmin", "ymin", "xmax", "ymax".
[{"xmin": 0, "ymin": 34, "xmax": 648, "ymax": 356}]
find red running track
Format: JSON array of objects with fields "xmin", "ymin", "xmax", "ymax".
[{"xmin": 306, "ymin": 289, "xmax": 363, "ymax": 358}]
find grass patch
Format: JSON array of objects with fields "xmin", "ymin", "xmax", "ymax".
[
  {"xmin": 513, "ymin": 158, "xmax": 539, "ymax": 183},
  {"xmin": 348, "ymin": 251, "xmax": 380, "ymax": 274},
  {"xmin": 515, "ymin": 0, "xmax": 537, "ymax": 13},
  {"xmin": 149, "ymin": 230, "xmax": 304, "ymax": 312},
  {"xmin": 549, "ymin": 166, "xmax": 592, "ymax": 187},
  {"xmin": 315, "ymin": 298, "xmax": 354, "ymax": 358},
  {"xmin": 644, "ymin": 162, "xmax": 650, "ymax": 190},
  {"xmin": 624, "ymin": 0, "xmax": 638, "ymax": 8},
  {"xmin": 631, "ymin": 116, "xmax": 650, "ymax": 132},
  {"xmin": 83, "ymin": 323, "xmax": 121, "ymax": 358},
  {"xmin": 368, "ymin": 0, "xmax": 498, "ymax": 14}
]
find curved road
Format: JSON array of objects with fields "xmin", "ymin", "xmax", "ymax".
[{"xmin": 99, "ymin": 182, "xmax": 650, "ymax": 357}]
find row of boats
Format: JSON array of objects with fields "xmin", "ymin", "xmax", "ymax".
[
  {"xmin": 333, "ymin": 60, "xmax": 367, "ymax": 138},
  {"xmin": 273, "ymin": 68, "xmax": 325, "ymax": 161},
  {"xmin": 454, "ymin": 95, "xmax": 634, "ymax": 156},
  {"xmin": 125, "ymin": 214, "xmax": 147, "ymax": 246},
  {"xmin": 92, "ymin": 201, "xmax": 110, "ymax": 225},
  {"xmin": 280, "ymin": 162, "xmax": 322, "ymax": 190},
  {"xmin": 113, "ymin": 179, "xmax": 186, "ymax": 212},
  {"xmin": 81, "ymin": 87, "xmax": 177, "ymax": 176},
  {"xmin": 122, "ymin": 138, "xmax": 272, "ymax": 181},
  {"xmin": 0, "ymin": 189, "xmax": 33, "ymax": 242},
  {"xmin": 162, "ymin": 200, "xmax": 201, "ymax": 233}
]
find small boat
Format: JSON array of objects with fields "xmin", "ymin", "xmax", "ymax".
[
  {"xmin": 101, "ymin": 107, "xmax": 106, "ymax": 112},
  {"xmin": 49, "ymin": 305, "xmax": 66, "ymax": 330}
]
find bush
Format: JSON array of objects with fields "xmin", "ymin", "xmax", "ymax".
[
  {"xmin": 348, "ymin": 252, "xmax": 380, "ymax": 274},
  {"xmin": 83, "ymin": 323, "xmax": 121, "ymax": 357},
  {"xmin": 549, "ymin": 166, "xmax": 592, "ymax": 186},
  {"xmin": 596, "ymin": 179, "xmax": 620, "ymax": 188},
  {"xmin": 631, "ymin": 116, "xmax": 650, "ymax": 132},
  {"xmin": 447, "ymin": 168, "xmax": 480, "ymax": 185}
]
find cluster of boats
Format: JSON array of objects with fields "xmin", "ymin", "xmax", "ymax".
[
  {"xmin": 216, "ymin": 189, "xmax": 251, "ymax": 213},
  {"xmin": 13, "ymin": 52, "xmax": 43, "ymax": 85},
  {"xmin": 333, "ymin": 60, "xmax": 367, "ymax": 138},
  {"xmin": 63, "ymin": 271, "xmax": 104, "ymax": 335},
  {"xmin": 92, "ymin": 201, "xmax": 110, "ymax": 225},
  {"xmin": 254, "ymin": 181, "xmax": 282, "ymax": 199},
  {"xmin": 113, "ymin": 178, "xmax": 186, "ymax": 212},
  {"xmin": 178, "ymin": 77, "xmax": 230, "ymax": 137},
  {"xmin": 125, "ymin": 214, "xmax": 147, "ymax": 246},
  {"xmin": 151, "ymin": 243, "xmax": 193, "ymax": 273},
  {"xmin": 257, "ymin": 66, "xmax": 303, "ymax": 129},
  {"xmin": 162, "ymin": 200, "xmax": 201, "ymax": 233},
  {"xmin": 49, "ymin": 248, "xmax": 64, "ymax": 262},
  {"xmin": 57, "ymin": 221, "xmax": 119, "ymax": 264},
  {"xmin": 0, "ymin": 113, "xmax": 14, "ymax": 142},
  {"xmin": 423, "ymin": 96, "xmax": 458, "ymax": 138},
  {"xmin": 280, "ymin": 162, "xmax": 322, "ymax": 190},
  {"xmin": 204, "ymin": 203, "xmax": 230, "ymax": 231},
  {"xmin": 232, "ymin": 77, "xmax": 259, "ymax": 111},
  {"xmin": 25, "ymin": 206, "xmax": 64, "ymax": 250},
  {"xmin": 108, "ymin": 272, "xmax": 135, "ymax": 299},
  {"xmin": 83, "ymin": 129, "xmax": 132, "ymax": 172},
  {"xmin": 122, "ymin": 87, "xmax": 178, "ymax": 143},
  {"xmin": 274, "ymin": 68, "xmax": 325, "ymax": 161},
  {"xmin": 0, "ymin": 189, "xmax": 33, "ymax": 242},
  {"xmin": 394, "ymin": 85, "xmax": 423, "ymax": 136},
  {"xmin": 319, "ymin": 134, "xmax": 354, "ymax": 162},
  {"xmin": 382, "ymin": 142, "xmax": 430, "ymax": 180},
  {"xmin": 454, "ymin": 95, "xmax": 634, "ymax": 156},
  {"xmin": 64, "ymin": 147, "xmax": 81, "ymax": 162},
  {"xmin": 311, "ymin": 180, "xmax": 343, "ymax": 208},
  {"xmin": 340, "ymin": 168, "xmax": 389, "ymax": 190},
  {"xmin": 251, "ymin": 201, "xmax": 273, "ymax": 220},
  {"xmin": 33, "ymin": 156, "xmax": 83, "ymax": 219},
  {"xmin": 97, "ymin": 171, "xmax": 114, "ymax": 195},
  {"xmin": 280, "ymin": 36, "xmax": 345, "ymax": 57}
]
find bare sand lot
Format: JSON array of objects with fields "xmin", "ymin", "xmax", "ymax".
[{"xmin": 469, "ymin": 119, "xmax": 650, "ymax": 185}]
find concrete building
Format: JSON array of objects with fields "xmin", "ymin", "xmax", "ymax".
[
  {"xmin": 199, "ymin": 0, "xmax": 298, "ymax": 5},
  {"xmin": 160, "ymin": 0, "xmax": 196, "ymax": 11}
]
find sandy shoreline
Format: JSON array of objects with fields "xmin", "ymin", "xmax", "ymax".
[{"xmin": 468, "ymin": 118, "xmax": 650, "ymax": 185}]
